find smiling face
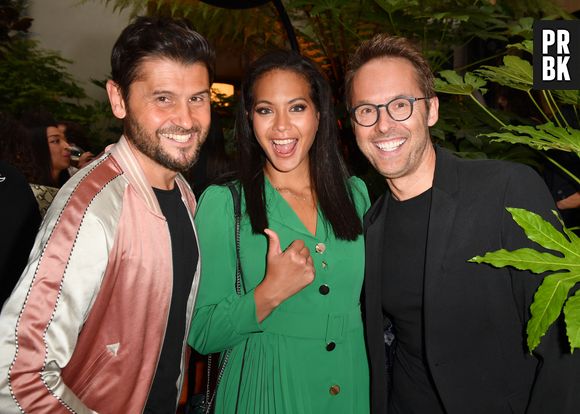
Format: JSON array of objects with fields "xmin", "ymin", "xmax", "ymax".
[
  {"xmin": 251, "ymin": 69, "xmax": 319, "ymax": 178},
  {"xmin": 351, "ymin": 57, "xmax": 438, "ymax": 188},
  {"xmin": 46, "ymin": 126, "xmax": 70, "ymax": 174},
  {"xmin": 106, "ymin": 57, "xmax": 211, "ymax": 187}
]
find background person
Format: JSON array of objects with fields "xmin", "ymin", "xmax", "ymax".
[
  {"xmin": 21, "ymin": 110, "xmax": 72, "ymax": 187},
  {"xmin": 188, "ymin": 50, "xmax": 370, "ymax": 413},
  {"xmin": 57, "ymin": 120, "xmax": 96, "ymax": 173},
  {"xmin": 18, "ymin": 110, "xmax": 71, "ymax": 214},
  {"xmin": 0, "ymin": 113, "xmax": 41, "ymax": 307}
]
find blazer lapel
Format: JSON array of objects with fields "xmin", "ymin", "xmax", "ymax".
[
  {"xmin": 364, "ymin": 193, "xmax": 389, "ymax": 306},
  {"xmin": 424, "ymin": 147, "xmax": 459, "ymax": 292},
  {"xmin": 363, "ymin": 192, "xmax": 392, "ymax": 411}
]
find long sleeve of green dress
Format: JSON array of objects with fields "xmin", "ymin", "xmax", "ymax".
[
  {"xmin": 188, "ymin": 183, "xmax": 263, "ymax": 354},
  {"xmin": 189, "ymin": 177, "xmax": 371, "ymax": 414}
]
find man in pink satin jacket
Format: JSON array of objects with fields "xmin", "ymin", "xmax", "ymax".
[{"xmin": 0, "ymin": 16, "xmax": 214, "ymax": 413}]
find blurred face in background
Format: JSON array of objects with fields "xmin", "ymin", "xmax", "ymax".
[{"xmin": 46, "ymin": 126, "xmax": 70, "ymax": 175}]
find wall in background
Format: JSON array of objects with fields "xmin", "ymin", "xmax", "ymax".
[
  {"xmin": 27, "ymin": 0, "xmax": 578, "ymax": 103},
  {"xmin": 29, "ymin": 0, "xmax": 133, "ymax": 101}
]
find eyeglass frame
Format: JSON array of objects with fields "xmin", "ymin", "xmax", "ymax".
[{"xmin": 350, "ymin": 96, "xmax": 432, "ymax": 127}]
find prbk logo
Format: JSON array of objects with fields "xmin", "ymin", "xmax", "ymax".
[{"xmin": 533, "ymin": 20, "xmax": 579, "ymax": 89}]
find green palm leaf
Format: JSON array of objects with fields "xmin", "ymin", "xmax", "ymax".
[
  {"xmin": 564, "ymin": 291, "xmax": 580, "ymax": 351},
  {"xmin": 509, "ymin": 208, "xmax": 580, "ymax": 255},
  {"xmin": 470, "ymin": 208, "xmax": 580, "ymax": 351},
  {"xmin": 470, "ymin": 248, "xmax": 569, "ymax": 273},
  {"xmin": 482, "ymin": 123, "xmax": 580, "ymax": 155},
  {"xmin": 476, "ymin": 55, "xmax": 533, "ymax": 92},
  {"xmin": 528, "ymin": 272, "xmax": 578, "ymax": 351},
  {"xmin": 434, "ymin": 70, "xmax": 487, "ymax": 95}
]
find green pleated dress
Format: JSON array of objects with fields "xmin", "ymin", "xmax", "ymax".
[{"xmin": 188, "ymin": 176, "xmax": 370, "ymax": 414}]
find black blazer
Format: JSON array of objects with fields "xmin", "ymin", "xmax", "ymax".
[{"xmin": 363, "ymin": 147, "xmax": 580, "ymax": 414}]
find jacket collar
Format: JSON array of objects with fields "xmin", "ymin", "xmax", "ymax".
[
  {"xmin": 423, "ymin": 146, "xmax": 459, "ymax": 292},
  {"xmin": 431, "ymin": 145, "xmax": 459, "ymax": 198},
  {"xmin": 365, "ymin": 145, "xmax": 459, "ymax": 226},
  {"xmin": 363, "ymin": 145, "xmax": 460, "ymax": 292},
  {"xmin": 107, "ymin": 135, "xmax": 195, "ymax": 216}
]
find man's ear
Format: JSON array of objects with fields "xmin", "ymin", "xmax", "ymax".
[
  {"xmin": 106, "ymin": 80, "xmax": 127, "ymax": 120},
  {"xmin": 427, "ymin": 96, "xmax": 439, "ymax": 127}
]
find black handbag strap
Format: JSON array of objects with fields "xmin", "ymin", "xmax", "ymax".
[
  {"xmin": 226, "ymin": 182, "xmax": 245, "ymax": 295},
  {"xmin": 203, "ymin": 182, "xmax": 244, "ymax": 413}
]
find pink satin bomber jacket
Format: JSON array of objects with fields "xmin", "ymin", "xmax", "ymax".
[{"xmin": 0, "ymin": 136, "xmax": 201, "ymax": 413}]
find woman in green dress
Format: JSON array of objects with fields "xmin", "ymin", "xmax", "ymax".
[{"xmin": 188, "ymin": 50, "xmax": 370, "ymax": 413}]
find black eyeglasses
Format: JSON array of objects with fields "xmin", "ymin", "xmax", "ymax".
[{"xmin": 350, "ymin": 97, "xmax": 430, "ymax": 127}]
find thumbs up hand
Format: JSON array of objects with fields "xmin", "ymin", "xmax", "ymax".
[
  {"xmin": 254, "ymin": 229, "xmax": 315, "ymax": 322},
  {"xmin": 264, "ymin": 228, "xmax": 283, "ymax": 257}
]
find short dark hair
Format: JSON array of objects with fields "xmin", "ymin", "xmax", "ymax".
[
  {"xmin": 345, "ymin": 34, "xmax": 435, "ymax": 109},
  {"xmin": 236, "ymin": 50, "xmax": 362, "ymax": 240},
  {"xmin": 110, "ymin": 16, "xmax": 215, "ymax": 100}
]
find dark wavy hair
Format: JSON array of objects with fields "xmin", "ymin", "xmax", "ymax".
[
  {"xmin": 110, "ymin": 16, "xmax": 215, "ymax": 100},
  {"xmin": 236, "ymin": 50, "xmax": 362, "ymax": 240},
  {"xmin": 16, "ymin": 109, "xmax": 65, "ymax": 187}
]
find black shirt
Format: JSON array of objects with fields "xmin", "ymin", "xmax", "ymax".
[
  {"xmin": 145, "ymin": 186, "xmax": 198, "ymax": 414},
  {"xmin": 0, "ymin": 161, "xmax": 41, "ymax": 306},
  {"xmin": 382, "ymin": 189, "xmax": 445, "ymax": 414}
]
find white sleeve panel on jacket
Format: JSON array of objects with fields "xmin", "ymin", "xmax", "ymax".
[{"xmin": 0, "ymin": 158, "xmax": 125, "ymax": 414}]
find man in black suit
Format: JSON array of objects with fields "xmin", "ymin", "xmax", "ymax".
[{"xmin": 344, "ymin": 34, "xmax": 579, "ymax": 414}]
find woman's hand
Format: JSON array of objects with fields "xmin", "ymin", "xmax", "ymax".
[{"xmin": 254, "ymin": 228, "xmax": 315, "ymax": 322}]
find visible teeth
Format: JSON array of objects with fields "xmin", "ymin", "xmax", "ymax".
[
  {"xmin": 376, "ymin": 139, "xmax": 405, "ymax": 152},
  {"xmin": 273, "ymin": 139, "xmax": 295, "ymax": 145},
  {"xmin": 161, "ymin": 133, "xmax": 191, "ymax": 143}
]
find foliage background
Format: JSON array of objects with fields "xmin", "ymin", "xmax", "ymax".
[
  {"xmin": 90, "ymin": 0, "xmax": 578, "ymax": 194},
  {"xmin": 109, "ymin": 0, "xmax": 580, "ymax": 350},
  {"xmin": 2, "ymin": 0, "xmax": 578, "ymax": 352},
  {"xmin": 0, "ymin": 0, "xmax": 122, "ymax": 151}
]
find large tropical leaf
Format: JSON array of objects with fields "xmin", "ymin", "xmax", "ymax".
[
  {"xmin": 565, "ymin": 290, "xmax": 580, "ymax": 351},
  {"xmin": 428, "ymin": 5, "xmax": 512, "ymax": 41},
  {"xmin": 508, "ymin": 40, "xmax": 533, "ymax": 54},
  {"xmin": 528, "ymin": 272, "xmax": 579, "ymax": 351},
  {"xmin": 470, "ymin": 208, "xmax": 580, "ymax": 351},
  {"xmin": 435, "ymin": 70, "xmax": 487, "ymax": 96},
  {"xmin": 476, "ymin": 55, "xmax": 533, "ymax": 92},
  {"xmin": 506, "ymin": 17, "xmax": 534, "ymax": 39},
  {"xmin": 482, "ymin": 123, "xmax": 580, "ymax": 155},
  {"xmin": 374, "ymin": 0, "xmax": 418, "ymax": 15},
  {"xmin": 552, "ymin": 89, "xmax": 580, "ymax": 106}
]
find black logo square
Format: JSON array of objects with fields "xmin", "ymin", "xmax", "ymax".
[{"xmin": 533, "ymin": 20, "xmax": 580, "ymax": 90}]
